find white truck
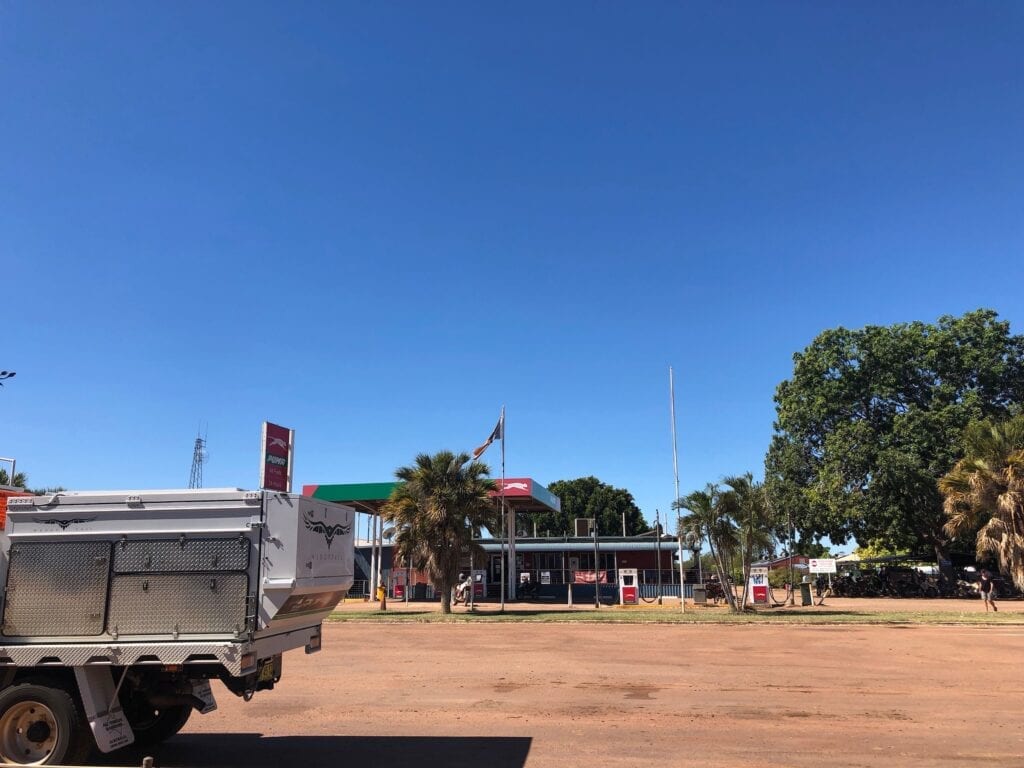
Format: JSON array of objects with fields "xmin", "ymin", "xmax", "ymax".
[{"xmin": 0, "ymin": 488, "xmax": 355, "ymax": 765}]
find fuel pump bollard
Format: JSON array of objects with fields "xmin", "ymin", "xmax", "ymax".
[
  {"xmin": 377, "ymin": 583, "xmax": 387, "ymax": 611},
  {"xmin": 619, "ymin": 568, "xmax": 638, "ymax": 605}
]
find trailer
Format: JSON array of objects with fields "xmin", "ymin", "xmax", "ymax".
[{"xmin": 0, "ymin": 488, "xmax": 354, "ymax": 765}]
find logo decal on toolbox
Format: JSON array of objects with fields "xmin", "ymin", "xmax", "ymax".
[
  {"xmin": 32, "ymin": 517, "xmax": 97, "ymax": 529},
  {"xmin": 302, "ymin": 511, "xmax": 351, "ymax": 549}
]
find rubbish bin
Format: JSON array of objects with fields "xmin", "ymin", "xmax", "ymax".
[
  {"xmin": 692, "ymin": 584, "xmax": 707, "ymax": 605},
  {"xmin": 799, "ymin": 582, "xmax": 813, "ymax": 606}
]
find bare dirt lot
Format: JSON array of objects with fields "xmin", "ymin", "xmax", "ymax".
[{"xmin": 124, "ymin": 606, "xmax": 1024, "ymax": 768}]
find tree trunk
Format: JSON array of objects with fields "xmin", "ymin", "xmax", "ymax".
[
  {"xmin": 440, "ymin": 578, "xmax": 452, "ymax": 614},
  {"xmin": 707, "ymin": 536, "xmax": 738, "ymax": 612},
  {"xmin": 933, "ymin": 542, "xmax": 954, "ymax": 583}
]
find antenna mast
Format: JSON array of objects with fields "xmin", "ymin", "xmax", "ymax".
[{"xmin": 189, "ymin": 428, "xmax": 206, "ymax": 489}]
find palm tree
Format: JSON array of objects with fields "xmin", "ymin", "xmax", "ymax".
[
  {"xmin": 0, "ymin": 469, "xmax": 26, "ymax": 488},
  {"xmin": 675, "ymin": 484, "xmax": 740, "ymax": 612},
  {"xmin": 719, "ymin": 474, "xmax": 775, "ymax": 608},
  {"xmin": 940, "ymin": 414, "xmax": 1024, "ymax": 589},
  {"xmin": 381, "ymin": 451, "xmax": 498, "ymax": 614}
]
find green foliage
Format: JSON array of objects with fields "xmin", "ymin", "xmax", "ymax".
[
  {"xmin": 796, "ymin": 540, "xmax": 832, "ymax": 559},
  {"xmin": 381, "ymin": 451, "xmax": 499, "ymax": 614},
  {"xmin": 0, "ymin": 468, "xmax": 66, "ymax": 496},
  {"xmin": 766, "ymin": 309, "xmax": 1024, "ymax": 560},
  {"xmin": 854, "ymin": 541, "xmax": 900, "ymax": 560},
  {"xmin": 0, "ymin": 469, "xmax": 27, "ymax": 488},
  {"xmin": 528, "ymin": 477, "xmax": 647, "ymax": 537},
  {"xmin": 940, "ymin": 413, "xmax": 1024, "ymax": 589},
  {"xmin": 675, "ymin": 477, "xmax": 776, "ymax": 612}
]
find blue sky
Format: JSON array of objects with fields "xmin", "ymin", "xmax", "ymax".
[{"xmin": 3, "ymin": 3, "xmax": 1022, "ymax": 543}]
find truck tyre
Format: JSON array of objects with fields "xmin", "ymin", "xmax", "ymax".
[
  {"xmin": 0, "ymin": 679, "xmax": 93, "ymax": 765},
  {"xmin": 125, "ymin": 703, "xmax": 192, "ymax": 746}
]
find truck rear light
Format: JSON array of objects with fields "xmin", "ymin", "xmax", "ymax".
[{"xmin": 241, "ymin": 652, "xmax": 257, "ymax": 671}]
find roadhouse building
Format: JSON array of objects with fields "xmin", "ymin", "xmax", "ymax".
[{"xmin": 304, "ymin": 478, "xmax": 694, "ymax": 602}]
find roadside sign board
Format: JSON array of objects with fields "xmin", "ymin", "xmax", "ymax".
[
  {"xmin": 809, "ymin": 558, "xmax": 837, "ymax": 574},
  {"xmin": 260, "ymin": 421, "xmax": 294, "ymax": 493}
]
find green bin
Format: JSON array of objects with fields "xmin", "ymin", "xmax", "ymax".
[{"xmin": 799, "ymin": 582, "xmax": 813, "ymax": 606}]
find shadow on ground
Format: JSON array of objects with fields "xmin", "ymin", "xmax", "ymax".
[{"xmin": 114, "ymin": 733, "xmax": 532, "ymax": 768}]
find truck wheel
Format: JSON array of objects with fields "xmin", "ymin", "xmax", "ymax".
[
  {"xmin": 126, "ymin": 703, "xmax": 192, "ymax": 746},
  {"xmin": 0, "ymin": 679, "xmax": 93, "ymax": 765}
]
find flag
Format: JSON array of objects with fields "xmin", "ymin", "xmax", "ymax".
[{"xmin": 472, "ymin": 412, "xmax": 504, "ymax": 460}]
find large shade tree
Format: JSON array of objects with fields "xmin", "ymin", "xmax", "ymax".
[
  {"xmin": 766, "ymin": 310, "xmax": 1024, "ymax": 569},
  {"xmin": 528, "ymin": 477, "xmax": 647, "ymax": 537},
  {"xmin": 941, "ymin": 414, "xmax": 1024, "ymax": 589},
  {"xmin": 381, "ymin": 451, "xmax": 498, "ymax": 613}
]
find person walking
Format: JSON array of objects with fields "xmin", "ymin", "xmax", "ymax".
[{"xmin": 979, "ymin": 569, "xmax": 998, "ymax": 612}]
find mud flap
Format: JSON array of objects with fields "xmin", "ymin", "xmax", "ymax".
[
  {"xmin": 192, "ymin": 679, "xmax": 218, "ymax": 714},
  {"xmin": 73, "ymin": 667, "xmax": 136, "ymax": 753}
]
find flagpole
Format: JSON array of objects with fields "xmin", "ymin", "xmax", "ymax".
[{"xmin": 670, "ymin": 366, "xmax": 684, "ymax": 614}]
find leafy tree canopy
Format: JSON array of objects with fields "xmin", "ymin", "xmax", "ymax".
[
  {"xmin": 528, "ymin": 477, "xmax": 648, "ymax": 537},
  {"xmin": 766, "ymin": 309, "xmax": 1024, "ymax": 563}
]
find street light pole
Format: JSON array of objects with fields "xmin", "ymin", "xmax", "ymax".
[{"xmin": 593, "ymin": 518, "xmax": 600, "ymax": 609}]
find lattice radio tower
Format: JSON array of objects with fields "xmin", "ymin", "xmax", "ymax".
[{"xmin": 188, "ymin": 428, "xmax": 207, "ymax": 489}]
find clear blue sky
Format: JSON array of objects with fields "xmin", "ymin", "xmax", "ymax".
[{"xmin": 3, "ymin": 3, "xmax": 1022, "ymax": 541}]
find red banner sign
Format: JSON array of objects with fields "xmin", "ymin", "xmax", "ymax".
[
  {"xmin": 260, "ymin": 422, "xmax": 293, "ymax": 492},
  {"xmin": 573, "ymin": 570, "xmax": 609, "ymax": 584}
]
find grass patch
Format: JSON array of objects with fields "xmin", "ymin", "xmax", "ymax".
[{"xmin": 327, "ymin": 607, "xmax": 1024, "ymax": 626}]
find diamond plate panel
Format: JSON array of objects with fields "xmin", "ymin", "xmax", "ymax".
[
  {"xmin": 2, "ymin": 542, "xmax": 111, "ymax": 637},
  {"xmin": 112, "ymin": 538, "xmax": 250, "ymax": 573},
  {"xmin": 107, "ymin": 573, "xmax": 248, "ymax": 635},
  {"xmin": 0, "ymin": 641, "xmax": 247, "ymax": 673}
]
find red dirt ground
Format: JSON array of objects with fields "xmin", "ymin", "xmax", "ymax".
[{"xmin": 127, "ymin": 603, "xmax": 1024, "ymax": 768}]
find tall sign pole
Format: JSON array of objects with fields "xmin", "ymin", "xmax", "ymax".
[
  {"xmin": 670, "ymin": 367, "xmax": 685, "ymax": 614},
  {"xmin": 499, "ymin": 406, "xmax": 507, "ymax": 612},
  {"xmin": 503, "ymin": 407, "xmax": 516, "ymax": 600},
  {"xmin": 656, "ymin": 509, "xmax": 663, "ymax": 605}
]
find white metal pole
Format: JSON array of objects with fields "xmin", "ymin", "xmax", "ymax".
[{"xmin": 670, "ymin": 366, "xmax": 685, "ymax": 614}]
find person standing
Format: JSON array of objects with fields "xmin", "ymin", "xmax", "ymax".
[{"xmin": 979, "ymin": 569, "xmax": 998, "ymax": 612}]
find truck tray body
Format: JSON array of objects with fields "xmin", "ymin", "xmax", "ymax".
[{"xmin": 0, "ymin": 489, "xmax": 353, "ymax": 672}]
